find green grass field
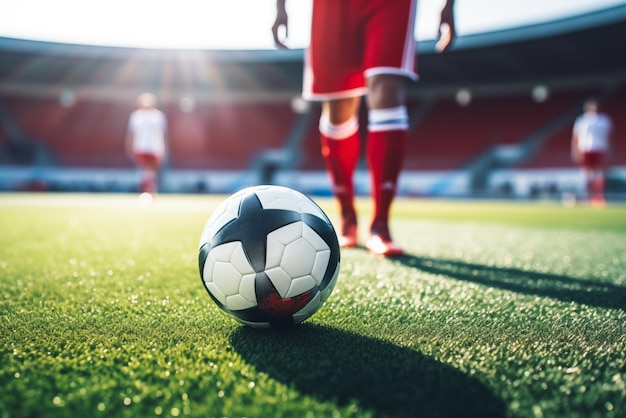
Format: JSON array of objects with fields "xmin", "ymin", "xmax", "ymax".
[{"xmin": 1, "ymin": 193, "xmax": 625, "ymax": 418}]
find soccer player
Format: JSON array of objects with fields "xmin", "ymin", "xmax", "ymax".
[
  {"xmin": 126, "ymin": 92, "xmax": 168, "ymax": 194},
  {"xmin": 571, "ymin": 97, "xmax": 613, "ymax": 207},
  {"xmin": 272, "ymin": 0, "xmax": 456, "ymax": 257}
]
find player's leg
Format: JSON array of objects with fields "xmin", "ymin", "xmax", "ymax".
[
  {"xmin": 140, "ymin": 154, "xmax": 160, "ymax": 194},
  {"xmin": 583, "ymin": 152, "xmax": 607, "ymax": 207},
  {"xmin": 306, "ymin": 0, "xmax": 365, "ymax": 247},
  {"xmin": 134, "ymin": 153, "xmax": 149, "ymax": 193},
  {"xmin": 364, "ymin": 74, "xmax": 408, "ymax": 257},
  {"xmin": 320, "ymin": 97, "xmax": 362, "ymax": 247},
  {"xmin": 360, "ymin": 0, "xmax": 417, "ymax": 257},
  {"xmin": 590, "ymin": 167, "xmax": 607, "ymax": 207},
  {"xmin": 144, "ymin": 168, "xmax": 157, "ymax": 194}
]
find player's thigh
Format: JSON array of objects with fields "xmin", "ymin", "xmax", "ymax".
[
  {"xmin": 308, "ymin": 0, "xmax": 364, "ymax": 96},
  {"xmin": 134, "ymin": 152, "xmax": 161, "ymax": 170},
  {"xmin": 582, "ymin": 151, "xmax": 605, "ymax": 170},
  {"xmin": 363, "ymin": 0, "xmax": 417, "ymax": 78}
]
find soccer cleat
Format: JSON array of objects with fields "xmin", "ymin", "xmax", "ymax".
[
  {"xmin": 338, "ymin": 229, "xmax": 358, "ymax": 248},
  {"xmin": 366, "ymin": 221, "xmax": 404, "ymax": 257},
  {"xmin": 366, "ymin": 234, "xmax": 404, "ymax": 257},
  {"xmin": 338, "ymin": 215, "xmax": 358, "ymax": 248}
]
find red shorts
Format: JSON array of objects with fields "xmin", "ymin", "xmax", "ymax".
[
  {"xmin": 580, "ymin": 151, "xmax": 606, "ymax": 170},
  {"xmin": 134, "ymin": 152, "xmax": 162, "ymax": 170},
  {"xmin": 304, "ymin": 0, "xmax": 418, "ymax": 100}
]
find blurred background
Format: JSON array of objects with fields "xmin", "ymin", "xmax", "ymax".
[{"xmin": 0, "ymin": 0, "xmax": 625, "ymax": 200}]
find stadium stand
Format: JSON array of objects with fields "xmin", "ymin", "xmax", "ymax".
[
  {"xmin": 405, "ymin": 89, "xmax": 594, "ymax": 171},
  {"xmin": 0, "ymin": 96, "xmax": 298, "ymax": 170}
]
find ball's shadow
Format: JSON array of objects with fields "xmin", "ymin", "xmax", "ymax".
[{"xmin": 230, "ymin": 324, "xmax": 505, "ymax": 418}]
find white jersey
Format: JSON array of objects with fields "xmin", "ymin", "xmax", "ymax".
[
  {"xmin": 128, "ymin": 108, "xmax": 167, "ymax": 157},
  {"xmin": 573, "ymin": 112, "xmax": 612, "ymax": 153}
]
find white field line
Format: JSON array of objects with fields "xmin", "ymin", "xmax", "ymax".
[{"xmin": 0, "ymin": 193, "xmax": 221, "ymax": 214}]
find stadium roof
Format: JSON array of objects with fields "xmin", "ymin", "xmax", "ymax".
[{"xmin": 1, "ymin": 4, "xmax": 625, "ymax": 104}]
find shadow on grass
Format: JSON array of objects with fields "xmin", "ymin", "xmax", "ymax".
[
  {"xmin": 230, "ymin": 324, "xmax": 505, "ymax": 418},
  {"xmin": 394, "ymin": 255, "xmax": 626, "ymax": 310}
]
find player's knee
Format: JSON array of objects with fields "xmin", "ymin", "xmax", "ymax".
[
  {"xmin": 367, "ymin": 75, "xmax": 407, "ymax": 109},
  {"xmin": 323, "ymin": 97, "xmax": 361, "ymax": 125},
  {"xmin": 319, "ymin": 114, "xmax": 359, "ymax": 139}
]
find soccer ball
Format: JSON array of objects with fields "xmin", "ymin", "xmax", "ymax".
[{"xmin": 198, "ymin": 185, "xmax": 340, "ymax": 329}]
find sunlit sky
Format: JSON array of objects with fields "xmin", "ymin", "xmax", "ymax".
[{"xmin": 0, "ymin": 0, "xmax": 625, "ymax": 50}]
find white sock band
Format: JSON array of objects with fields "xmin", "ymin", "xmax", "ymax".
[
  {"xmin": 368, "ymin": 106, "xmax": 409, "ymax": 132},
  {"xmin": 319, "ymin": 115, "xmax": 359, "ymax": 139}
]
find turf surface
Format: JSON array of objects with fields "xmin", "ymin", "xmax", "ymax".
[{"xmin": 1, "ymin": 193, "xmax": 625, "ymax": 418}]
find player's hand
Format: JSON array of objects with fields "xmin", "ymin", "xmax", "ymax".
[
  {"xmin": 435, "ymin": 23, "xmax": 453, "ymax": 53},
  {"xmin": 436, "ymin": 1, "xmax": 456, "ymax": 53},
  {"xmin": 272, "ymin": 2, "xmax": 289, "ymax": 49}
]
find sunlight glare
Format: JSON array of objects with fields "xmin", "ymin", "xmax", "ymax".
[{"xmin": 0, "ymin": 0, "xmax": 311, "ymax": 49}]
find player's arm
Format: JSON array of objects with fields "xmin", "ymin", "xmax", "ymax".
[
  {"xmin": 126, "ymin": 121, "xmax": 135, "ymax": 157},
  {"xmin": 571, "ymin": 126, "xmax": 581, "ymax": 163},
  {"xmin": 162, "ymin": 114, "xmax": 169, "ymax": 163},
  {"xmin": 436, "ymin": 0, "xmax": 456, "ymax": 53},
  {"xmin": 272, "ymin": 0, "xmax": 289, "ymax": 49},
  {"xmin": 606, "ymin": 117, "xmax": 614, "ymax": 164}
]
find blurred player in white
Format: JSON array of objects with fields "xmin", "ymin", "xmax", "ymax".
[
  {"xmin": 273, "ymin": 0, "xmax": 456, "ymax": 257},
  {"xmin": 126, "ymin": 92, "xmax": 167, "ymax": 194},
  {"xmin": 571, "ymin": 97, "xmax": 613, "ymax": 207}
]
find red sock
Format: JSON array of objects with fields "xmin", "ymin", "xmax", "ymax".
[
  {"xmin": 366, "ymin": 129, "xmax": 407, "ymax": 228},
  {"xmin": 141, "ymin": 170, "xmax": 157, "ymax": 194},
  {"xmin": 321, "ymin": 132, "xmax": 360, "ymax": 218}
]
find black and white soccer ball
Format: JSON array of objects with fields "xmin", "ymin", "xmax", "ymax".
[{"xmin": 198, "ymin": 185, "xmax": 340, "ymax": 329}]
